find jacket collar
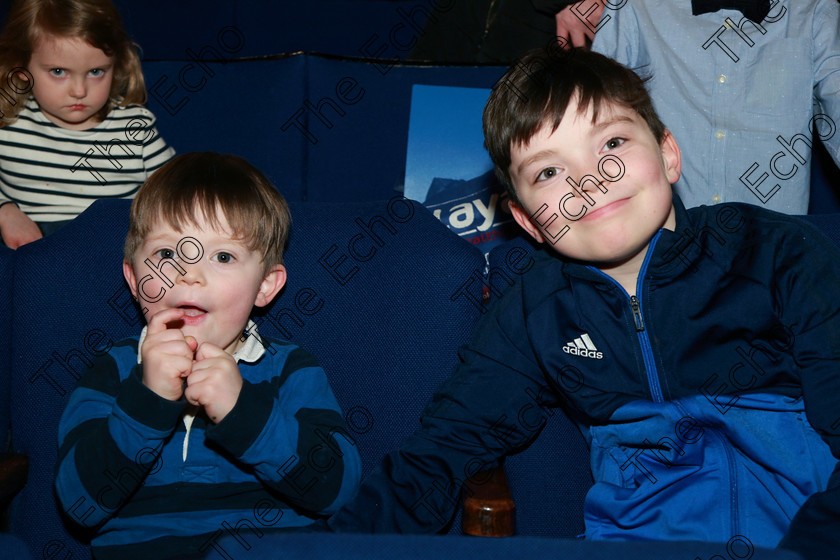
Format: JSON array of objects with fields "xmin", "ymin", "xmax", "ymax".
[{"xmin": 553, "ymin": 193, "xmax": 704, "ymax": 287}]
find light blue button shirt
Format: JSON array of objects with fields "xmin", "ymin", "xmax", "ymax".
[{"xmin": 592, "ymin": 0, "xmax": 840, "ymax": 214}]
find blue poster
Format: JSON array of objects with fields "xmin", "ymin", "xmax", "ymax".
[{"xmin": 404, "ymin": 84, "xmax": 518, "ymax": 254}]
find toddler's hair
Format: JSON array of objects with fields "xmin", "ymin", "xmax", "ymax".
[
  {"xmin": 125, "ymin": 152, "xmax": 291, "ymax": 272},
  {"xmin": 483, "ymin": 46, "xmax": 665, "ymax": 203},
  {"xmin": 0, "ymin": 0, "xmax": 145, "ymax": 126}
]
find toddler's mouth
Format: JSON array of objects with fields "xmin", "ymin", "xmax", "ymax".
[{"xmin": 177, "ymin": 304, "xmax": 207, "ymax": 317}]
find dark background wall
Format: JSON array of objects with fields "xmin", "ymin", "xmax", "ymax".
[{"xmin": 0, "ymin": 0, "xmax": 433, "ymax": 61}]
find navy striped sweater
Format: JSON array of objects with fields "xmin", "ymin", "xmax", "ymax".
[{"xmin": 56, "ymin": 330, "xmax": 361, "ymax": 559}]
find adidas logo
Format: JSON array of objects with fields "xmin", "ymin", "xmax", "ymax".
[{"xmin": 563, "ymin": 333, "xmax": 604, "ymax": 359}]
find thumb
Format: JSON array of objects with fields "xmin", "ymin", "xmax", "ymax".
[
  {"xmin": 185, "ymin": 335, "xmax": 198, "ymax": 353},
  {"xmin": 195, "ymin": 341, "xmax": 225, "ymax": 361}
]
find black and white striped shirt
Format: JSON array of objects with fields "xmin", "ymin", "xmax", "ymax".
[{"xmin": 0, "ymin": 97, "xmax": 174, "ymax": 222}]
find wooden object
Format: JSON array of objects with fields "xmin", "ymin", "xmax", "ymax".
[
  {"xmin": 462, "ymin": 465, "xmax": 516, "ymax": 537},
  {"xmin": 0, "ymin": 453, "xmax": 28, "ymax": 512}
]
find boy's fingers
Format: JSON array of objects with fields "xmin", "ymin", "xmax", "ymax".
[
  {"xmin": 184, "ymin": 385, "xmax": 209, "ymax": 409},
  {"xmin": 147, "ymin": 307, "xmax": 187, "ymax": 335},
  {"xmin": 185, "ymin": 335, "xmax": 198, "ymax": 353},
  {"xmin": 195, "ymin": 341, "xmax": 225, "ymax": 361}
]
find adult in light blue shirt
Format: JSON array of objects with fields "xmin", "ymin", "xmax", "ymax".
[{"xmin": 591, "ymin": 0, "xmax": 840, "ymax": 214}]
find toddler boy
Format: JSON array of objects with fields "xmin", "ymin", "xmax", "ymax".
[
  {"xmin": 56, "ymin": 152, "xmax": 361, "ymax": 559},
  {"xmin": 325, "ymin": 48, "xmax": 840, "ymax": 560}
]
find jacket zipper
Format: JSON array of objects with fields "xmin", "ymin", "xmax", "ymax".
[
  {"xmin": 672, "ymin": 400, "xmax": 739, "ymax": 535},
  {"xmin": 588, "ymin": 231, "xmax": 665, "ymax": 403},
  {"xmin": 631, "ymin": 292, "xmax": 664, "ymax": 403},
  {"xmin": 591, "ymin": 231, "xmax": 740, "ymax": 532},
  {"xmin": 712, "ymin": 429, "xmax": 739, "ymax": 537}
]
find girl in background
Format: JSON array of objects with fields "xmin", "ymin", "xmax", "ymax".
[{"xmin": 0, "ymin": 0, "xmax": 174, "ymax": 248}]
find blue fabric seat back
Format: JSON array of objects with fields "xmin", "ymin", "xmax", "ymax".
[
  {"xmin": 9, "ymin": 200, "xmax": 137, "ymax": 559},
  {"xmin": 142, "ymin": 58, "xmax": 308, "ymax": 202},
  {"xmin": 0, "ymin": 245, "xmax": 13, "ymax": 451},
  {"xmin": 803, "ymin": 212, "xmax": 840, "ymax": 244},
  {"xmin": 249, "ymin": 198, "xmax": 487, "ymax": 488},
  {"xmin": 144, "ymin": 55, "xmax": 506, "ymax": 204}
]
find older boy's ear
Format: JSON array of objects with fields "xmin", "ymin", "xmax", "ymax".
[
  {"xmin": 254, "ymin": 264, "xmax": 287, "ymax": 308},
  {"xmin": 509, "ymin": 200, "xmax": 547, "ymax": 244},
  {"xmin": 122, "ymin": 261, "xmax": 139, "ymax": 300},
  {"xmin": 660, "ymin": 130, "xmax": 682, "ymax": 185}
]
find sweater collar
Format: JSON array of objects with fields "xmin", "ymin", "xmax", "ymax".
[{"xmin": 136, "ymin": 319, "xmax": 266, "ymax": 365}]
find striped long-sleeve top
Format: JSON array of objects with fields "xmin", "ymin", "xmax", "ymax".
[
  {"xmin": 55, "ymin": 325, "xmax": 362, "ymax": 560},
  {"xmin": 0, "ymin": 97, "xmax": 174, "ymax": 222}
]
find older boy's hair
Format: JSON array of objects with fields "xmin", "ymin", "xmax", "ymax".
[
  {"xmin": 124, "ymin": 152, "xmax": 291, "ymax": 272},
  {"xmin": 483, "ymin": 46, "xmax": 665, "ymax": 204}
]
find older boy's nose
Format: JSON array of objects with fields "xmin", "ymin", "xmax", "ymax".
[
  {"xmin": 575, "ymin": 173, "xmax": 607, "ymax": 192},
  {"xmin": 567, "ymin": 171, "xmax": 609, "ymax": 204},
  {"xmin": 567, "ymin": 155, "xmax": 609, "ymax": 189}
]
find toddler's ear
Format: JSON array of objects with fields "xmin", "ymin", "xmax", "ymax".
[
  {"xmin": 509, "ymin": 200, "xmax": 548, "ymax": 244},
  {"xmin": 254, "ymin": 264, "xmax": 287, "ymax": 308},
  {"xmin": 122, "ymin": 261, "xmax": 139, "ymax": 300},
  {"xmin": 14, "ymin": 69, "xmax": 31, "ymax": 88}
]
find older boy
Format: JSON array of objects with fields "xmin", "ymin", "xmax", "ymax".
[
  {"xmin": 55, "ymin": 152, "xmax": 361, "ymax": 559},
  {"xmin": 325, "ymin": 49, "xmax": 840, "ymax": 559}
]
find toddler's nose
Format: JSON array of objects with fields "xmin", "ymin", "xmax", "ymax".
[
  {"xmin": 68, "ymin": 77, "xmax": 87, "ymax": 99},
  {"xmin": 176, "ymin": 260, "xmax": 205, "ymax": 285}
]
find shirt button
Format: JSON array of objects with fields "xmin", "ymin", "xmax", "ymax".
[
  {"xmin": 715, "ymin": 130, "xmax": 725, "ymax": 139},
  {"xmin": 718, "ymin": 74, "xmax": 726, "ymax": 83},
  {"xmin": 712, "ymin": 194, "xmax": 722, "ymax": 203}
]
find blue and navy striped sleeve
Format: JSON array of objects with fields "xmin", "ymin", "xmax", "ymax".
[
  {"xmin": 204, "ymin": 345, "xmax": 362, "ymax": 515},
  {"xmin": 55, "ymin": 339, "xmax": 185, "ymax": 528}
]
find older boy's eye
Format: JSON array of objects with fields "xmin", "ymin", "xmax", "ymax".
[
  {"xmin": 604, "ymin": 137, "xmax": 625, "ymax": 150},
  {"xmin": 49, "ymin": 68, "xmax": 65, "ymax": 77},
  {"xmin": 536, "ymin": 167, "xmax": 559, "ymax": 181},
  {"xmin": 213, "ymin": 252, "xmax": 234, "ymax": 264},
  {"xmin": 89, "ymin": 68, "xmax": 104, "ymax": 77}
]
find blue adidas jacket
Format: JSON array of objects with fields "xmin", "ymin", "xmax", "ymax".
[{"xmin": 327, "ymin": 196, "xmax": 840, "ymax": 560}]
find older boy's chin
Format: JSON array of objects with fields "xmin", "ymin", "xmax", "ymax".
[{"xmin": 551, "ymin": 237, "xmax": 650, "ymax": 266}]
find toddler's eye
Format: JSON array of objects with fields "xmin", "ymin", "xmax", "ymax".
[
  {"xmin": 89, "ymin": 69, "xmax": 104, "ymax": 77},
  {"xmin": 49, "ymin": 68, "xmax": 65, "ymax": 77},
  {"xmin": 155, "ymin": 248, "xmax": 176, "ymax": 260},
  {"xmin": 604, "ymin": 137, "xmax": 625, "ymax": 150},
  {"xmin": 536, "ymin": 167, "xmax": 560, "ymax": 182},
  {"xmin": 213, "ymin": 252, "xmax": 234, "ymax": 264}
]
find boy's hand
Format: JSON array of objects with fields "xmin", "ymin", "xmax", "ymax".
[
  {"xmin": 141, "ymin": 308, "xmax": 198, "ymax": 401},
  {"xmin": 0, "ymin": 203, "xmax": 42, "ymax": 249},
  {"xmin": 185, "ymin": 342, "xmax": 242, "ymax": 424}
]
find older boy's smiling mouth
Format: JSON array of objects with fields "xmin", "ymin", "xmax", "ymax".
[{"xmin": 579, "ymin": 197, "xmax": 631, "ymax": 222}]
